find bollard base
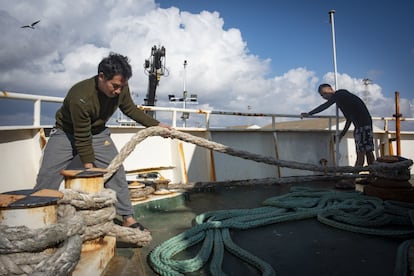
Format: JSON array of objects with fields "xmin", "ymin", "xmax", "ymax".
[
  {"xmin": 71, "ymin": 236, "xmax": 116, "ymax": 276},
  {"xmin": 363, "ymin": 185, "xmax": 414, "ymax": 203}
]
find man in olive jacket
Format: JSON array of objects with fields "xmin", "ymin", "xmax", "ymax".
[{"xmin": 35, "ymin": 53, "xmax": 170, "ymax": 230}]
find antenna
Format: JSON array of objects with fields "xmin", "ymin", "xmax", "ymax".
[{"xmin": 362, "ymin": 78, "xmax": 372, "ymax": 108}]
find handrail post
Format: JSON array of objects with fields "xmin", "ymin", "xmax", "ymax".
[
  {"xmin": 33, "ymin": 99, "xmax": 41, "ymax": 126},
  {"xmin": 172, "ymin": 110, "xmax": 177, "ymax": 128},
  {"xmin": 205, "ymin": 113, "xmax": 210, "ymax": 129},
  {"xmin": 394, "ymin": 91, "xmax": 401, "ymax": 155}
]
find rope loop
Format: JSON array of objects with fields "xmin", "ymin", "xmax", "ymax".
[
  {"xmin": 105, "ymin": 126, "xmax": 413, "ymax": 181},
  {"xmin": 149, "ymin": 187, "xmax": 414, "ymax": 275},
  {"xmin": 0, "ymin": 188, "xmax": 151, "ymax": 275},
  {"xmin": 1, "ymin": 126, "xmax": 413, "ymax": 275}
]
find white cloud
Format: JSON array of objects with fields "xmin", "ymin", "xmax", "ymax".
[{"xmin": 0, "ymin": 0, "xmax": 411, "ymax": 128}]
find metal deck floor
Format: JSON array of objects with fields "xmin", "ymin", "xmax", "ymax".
[{"xmin": 103, "ymin": 181, "xmax": 411, "ymax": 276}]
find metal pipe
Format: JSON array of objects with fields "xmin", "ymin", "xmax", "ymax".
[
  {"xmin": 394, "ymin": 91, "xmax": 401, "ymax": 155},
  {"xmin": 171, "ymin": 110, "xmax": 177, "ymax": 128},
  {"xmin": 329, "ymin": 9, "xmax": 340, "ymax": 166},
  {"xmin": 0, "ymin": 91, "xmax": 63, "ymax": 102},
  {"xmin": 34, "ymin": 99, "xmax": 41, "ymax": 126},
  {"xmin": 183, "ymin": 60, "xmax": 188, "ymax": 127}
]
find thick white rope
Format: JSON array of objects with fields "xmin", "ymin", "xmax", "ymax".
[
  {"xmin": 105, "ymin": 126, "xmax": 413, "ymax": 182},
  {"xmin": 1, "ymin": 126, "xmax": 411, "ymax": 275},
  {"xmin": 0, "ymin": 188, "xmax": 151, "ymax": 275}
]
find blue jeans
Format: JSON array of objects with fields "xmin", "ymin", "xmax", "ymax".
[{"xmin": 35, "ymin": 128, "xmax": 133, "ymax": 217}]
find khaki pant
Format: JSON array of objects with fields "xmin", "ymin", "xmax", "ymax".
[{"xmin": 35, "ymin": 127, "xmax": 133, "ymax": 216}]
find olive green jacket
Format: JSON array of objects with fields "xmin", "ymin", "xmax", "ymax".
[{"xmin": 55, "ymin": 76, "xmax": 159, "ymax": 163}]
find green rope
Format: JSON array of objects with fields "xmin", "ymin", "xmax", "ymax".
[
  {"xmin": 148, "ymin": 187, "xmax": 414, "ymax": 275},
  {"xmin": 393, "ymin": 239, "xmax": 414, "ymax": 276}
]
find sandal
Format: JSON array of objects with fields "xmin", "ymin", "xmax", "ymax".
[
  {"xmin": 127, "ymin": 222, "xmax": 148, "ymax": 231},
  {"xmin": 114, "ymin": 218, "xmax": 149, "ymax": 231}
]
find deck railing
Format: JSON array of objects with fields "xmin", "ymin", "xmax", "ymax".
[{"xmin": 1, "ymin": 90, "xmax": 414, "ymax": 133}]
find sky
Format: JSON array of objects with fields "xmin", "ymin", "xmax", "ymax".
[{"xmin": 0, "ymin": 0, "xmax": 413, "ymax": 129}]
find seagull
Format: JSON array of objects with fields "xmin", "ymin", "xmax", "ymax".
[{"xmin": 21, "ymin": 20, "xmax": 40, "ymax": 29}]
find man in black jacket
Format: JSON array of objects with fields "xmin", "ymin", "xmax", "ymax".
[{"xmin": 301, "ymin": 83, "xmax": 375, "ymax": 169}]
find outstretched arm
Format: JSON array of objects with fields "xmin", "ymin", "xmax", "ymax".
[
  {"xmin": 307, "ymin": 98, "xmax": 335, "ymax": 116},
  {"xmin": 339, "ymin": 119, "xmax": 352, "ymax": 140}
]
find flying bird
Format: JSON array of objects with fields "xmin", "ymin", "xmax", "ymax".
[{"xmin": 21, "ymin": 20, "xmax": 40, "ymax": 29}]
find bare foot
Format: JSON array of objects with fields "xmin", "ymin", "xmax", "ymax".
[{"xmin": 123, "ymin": 216, "xmax": 138, "ymax": 227}]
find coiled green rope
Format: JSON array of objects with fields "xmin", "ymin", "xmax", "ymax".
[
  {"xmin": 148, "ymin": 187, "xmax": 414, "ymax": 275},
  {"xmin": 393, "ymin": 239, "xmax": 414, "ymax": 276}
]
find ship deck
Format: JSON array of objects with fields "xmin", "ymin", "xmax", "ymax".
[
  {"xmin": 103, "ymin": 180, "xmax": 413, "ymax": 276},
  {"xmin": 1, "ymin": 93, "xmax": 414, "ymax": 275}
]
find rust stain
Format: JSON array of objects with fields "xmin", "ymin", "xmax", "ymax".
[
  {"xmin": 209, "ymin": 149, "xmax": 216, "ymax": 182},
  {"xmin": 212, "ymin": 111, "xmax": 267, "ymax": 117},
  {"xmin": 64, "ymin": 176, "xmax": 104, "ymax": 193},
  {"xmin": 81, "ymin": 238, "xmax": 106, "ymax": 252},
  {"xmin": 178, "ymin": 142, "xmax": 188, "ymax": 183},
  {"xmin": 76, "ymin": 236, "xmax": 116, "ymax": 272},
  {"xmin": 38, "ymin": 128, "xmax": 47, "ymax": 149},
  {"xmin": 0, "ymin": 194, "xmax": 26, "ymax": 207},
  {"xmin": 42, "ymin": 205, "xmax": 57, "ymax": 225},
  {"xmin": 137, "ymin": 105, "xmax": 150, "ymax": 110},
  {"xmin": 1, "ymin": 91, "xmax": 8, "ymax": 97},
  {"xmin": 196, "ymin": 109, "xmax": 209, "ymax": 114},
  {"xmin": 25, "ymin": 205, "xmax": 57, "ymax": 225},
  {"xmin": 99, "ymin": 258, "xmax": 107, "ymax": 270},
  {"xmin": 272, "ymin": 132, "xmax": 281, "ymax": 177}
]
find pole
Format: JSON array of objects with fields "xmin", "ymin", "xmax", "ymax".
[
  {"xmin": 183, "ymin": 60, "xmax": 187, "ymax": 127},
  {"xmin": 183, "ymin": 60, "xmax": 187, "ymax": 96},
  {"xmin": 394, "ymin": 91, "xmax": 401, "ymax": 156},
  {"xmin": 329, "ymin": 9, "xmax": 340, "ymax": 166}
]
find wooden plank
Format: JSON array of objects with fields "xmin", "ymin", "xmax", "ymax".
[
  {"xmin": 31, "ymin": 189, "xmax": 64, "ymax": 198},
  {"xmin": 0, "ymin": 194, "xmax": 26, "ymax": 207}
]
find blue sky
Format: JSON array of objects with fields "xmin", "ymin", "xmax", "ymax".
[
  {"xmin": 0, "ymin": 0, "xmax": 413, "ymax": 127},
  {"xmin": 159, "ymin": 0, "xmax": 414, "ymax": 100}
]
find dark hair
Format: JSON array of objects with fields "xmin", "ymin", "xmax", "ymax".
[
  {"xmin": 318, "ymin": 83, "xmax": 332, "ymax": 94},
  {"xmin": 98, "ymin": 52, "xmax": 132, "ymax": 80}
]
